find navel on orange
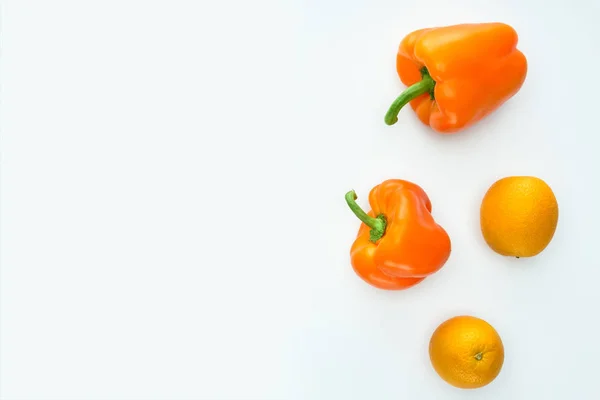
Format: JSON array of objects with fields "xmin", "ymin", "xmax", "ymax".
[
  {"xmin": 480, "ymin": 176, "xmax": 558, "ymax": 257},
  {"xmin": 429, "ymin": 315, "xmax": 504, "ymax": 389}
]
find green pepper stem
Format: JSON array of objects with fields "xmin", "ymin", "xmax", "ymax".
[
  {"xmin": 345, "ymin": 190, "xmax": 387, "ymax": 243},
  {"xmin": 384, "ymin": 67, "xmax": 436, "ymax": 126}
]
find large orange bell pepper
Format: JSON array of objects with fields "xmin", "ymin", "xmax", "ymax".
[
  {"xmin": 345, "ymin": 179, "xmax": 451, "ymax": 290},
  {"xmin": 384, "ymin": 23, "xmax": 528, "ymax": 133}
]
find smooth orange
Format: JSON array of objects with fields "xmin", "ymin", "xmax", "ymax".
[
  {"xmin": 480, "ymin": 176, "xmax": 558, "ymax": 257},
  {"xmin": 429, "ymin": 315, "xmax": 504, "ymax": 389},
  {"xmin": 346, "ymin": 179, "xmax": 451, "ymax": 290},
  {"xmin": 387, "ymin": 23, "xmax": 527, "ymax": 133}
]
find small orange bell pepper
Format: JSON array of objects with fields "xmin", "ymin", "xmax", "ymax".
[
  {"xmin": 384, "ymin": 23, "xmax": 528, "ymax": 133},
  {"xmin": 345, "ymin": 179, "xmax": 451, "ymax": 290}
]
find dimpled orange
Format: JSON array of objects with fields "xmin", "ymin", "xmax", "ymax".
[
  {"xmin": 480, "ymin": 176, "xmax": 558, "ymax": 257},
  {"xmin": 429, "ymin": 316, "xmax": 504, "ymax": 389}
]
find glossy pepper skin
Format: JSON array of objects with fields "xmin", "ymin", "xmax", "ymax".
[
  {"xmin": 345, "ymin": 179, "xmax": 451, "ymax": 290},
  {"xmin": 384, "ymin": 23, "xmax": 528, "ymax": 133}
]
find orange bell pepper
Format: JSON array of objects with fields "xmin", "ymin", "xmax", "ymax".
[
  {"xmin": 384, "ymin": 23, "xmax": 528, "ymax": 133},
  {"xmin": 345, "ymin": 179, "xmax": 451, "ymax": 291}
]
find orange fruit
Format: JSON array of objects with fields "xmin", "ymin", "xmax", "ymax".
[
  {"xmin": 480, "ymin": 176, "xmax": 558, "ymax": 257},
  {"xmin": 429, "ymin": 315, "xmax": 504, "ymax": 389}
]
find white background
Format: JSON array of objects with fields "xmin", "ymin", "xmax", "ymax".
[{"xmin": 1, "ymin": 0, "xmax": 599, "ymax": 399}]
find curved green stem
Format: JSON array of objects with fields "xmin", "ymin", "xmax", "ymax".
[
  {"xmin": 385, "ymin": 67, "xmax": 436, "ymax": 126},
  {"xmin": 345, "ymin": 190, "xmax": 386, "ymax": 243}
]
